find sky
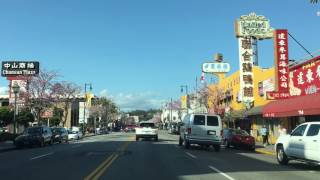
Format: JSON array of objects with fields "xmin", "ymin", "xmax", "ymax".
[{"xmin": 0, "ymin": 0, "xmax": 319, "ymax": 111}]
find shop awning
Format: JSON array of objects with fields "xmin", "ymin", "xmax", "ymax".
[
  {"xmin": 245, "ymin": 106, "xmax": 263, "ymax": 116},
  {"xmin": 262, "ymin": 93, "xmax": 320, "ymax": 118}
]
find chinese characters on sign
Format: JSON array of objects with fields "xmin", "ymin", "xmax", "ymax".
[
  {"xmin": 202, "ymin": 62, "xmax": 231, "ymax": 73},
  {"xmin": 290, "ymin": 56, "xmax": 320, "ymax": 96},
  {"xmin": 266, "ymin": 30, "xmax": 290, "ymax": 100},
  {"xmin": 238, "ymin": 37, "xmax": 254, "ymax": 103},
  {"xmin": 1, "ymin": 61, "xmax": 39, "ymax": 77}
]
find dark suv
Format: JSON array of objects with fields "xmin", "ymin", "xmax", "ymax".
[
  {"xmin": 14, "ymin": 126, "xmax": 53, "ymax": 148},
  {"xmin": 51, "ymin": 127, "xmax": 68, "ymax": 143}
]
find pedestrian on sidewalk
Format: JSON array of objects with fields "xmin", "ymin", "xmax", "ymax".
[{"xmin": 260, "ymin": 125, "xmax": 269, "ymax": 147}]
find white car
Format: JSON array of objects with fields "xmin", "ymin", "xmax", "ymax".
[
  {"xmin": 68, "ymin": 130, "xmax": 83, "ymax": 140},
  {"xmin": 135, "ymin": 122, "xmax": 158, "ymax": 141},
  {"xmin": 275, "ymin": 122, "xmax": 320, "ymax": 165}
]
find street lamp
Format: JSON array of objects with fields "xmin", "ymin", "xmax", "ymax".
[
  {"xmin": 12, "ymin": 83, "xmax": 20, "ymax": 134},
  {"xmin": 83, "ymin": 83, "xmax": 92, "ymax": 134}
]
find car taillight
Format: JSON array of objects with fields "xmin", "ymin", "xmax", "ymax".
[{"xmin": 187, "ymin": 128, "xmax": 192, "ymax": 134}]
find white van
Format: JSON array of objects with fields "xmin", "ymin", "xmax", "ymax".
[{"xmin": 179, "ymin": 114, "xmax": 223, "ymax": 151}]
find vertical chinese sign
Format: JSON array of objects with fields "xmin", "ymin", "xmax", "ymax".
[
  {"xmin": 266, "ymin": 30, "xmax": 290, "ymax": 100},
  {"xmin": 239, "ymin": 37, "xmax": 254, "ymax": 105}
]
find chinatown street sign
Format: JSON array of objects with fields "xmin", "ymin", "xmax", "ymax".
[
  {"xmin": 1, "ymin": 61, "xmax": 39, "ymax": 77},
  {"xmin": 202, "ymin": 62, "xmax": 231, "ymax": 73},
  {"xmin": 235, "ymin": 12, "xmax": 273, "ymax": 40}
]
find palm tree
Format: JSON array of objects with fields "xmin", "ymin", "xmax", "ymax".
[{"xmin": 310, "ymin": 0, "xmax": 319, "ymax": 3}]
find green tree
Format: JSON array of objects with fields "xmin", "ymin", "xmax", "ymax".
[
  {"xmin": 49, "ymin": 107, "xmax": 64, "ymax": 126},
  {"xmin": 0, "ymin": 107, "xmax": 13, "ymax": 126},
  {"xmin": 17, "ymin": 110, "xmax": 35, "ymax": 127}
]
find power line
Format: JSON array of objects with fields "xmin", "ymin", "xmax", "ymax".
[{"xmin": 288, "ymin": 32, "xmax": 314, "ymax": 58}]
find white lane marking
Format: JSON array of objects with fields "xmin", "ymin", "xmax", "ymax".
[
  {"xmin": 209, "ymin": 165, "xmax": 235, "ymax": 180},
  {"xmin": 185, "ymin": 152, "xmax": 197, "ymax": 159},
  {"xmin": 30, "ymin": 152, "xmax": 54, "ymax": 160}
]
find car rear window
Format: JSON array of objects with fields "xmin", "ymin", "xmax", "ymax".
[
  {"xmin": 193, "ymin": 115, "xmax": 205, "ymax": 125},
  {"xmin": 207, "ymin": 116, "xmax": 219, "ymax": 126},
  {"xmin": 140, "ymin": 123, "xmax": 155, "ymax": 128}
]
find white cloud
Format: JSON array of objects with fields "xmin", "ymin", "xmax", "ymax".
[
  {"xmin": 111, "ymin": 92, "xmax": 166, "ymax": 111},
  {"xmin": 99, "ymin": 89, "xmax": 108, "ymax": 97}
]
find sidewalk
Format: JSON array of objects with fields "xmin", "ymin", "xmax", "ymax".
[
  {"xmin": 0, "ymin": 141, "xmax": 15, "ymax": 153},
  {"xmin": 255, "ymin": 141, "xmax": 276, "ymax": 156}
]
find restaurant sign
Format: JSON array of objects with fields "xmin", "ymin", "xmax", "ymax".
[
  {"xmin": 289, "ymin": 56, "xmax": 320, "ymax": 96},
  {"xmin": 238, "ymin": 37, "xmax": 254, "ymax": 104},
  {"xmin": 1, "ymin": 61, "xmax": 39, "ymax": 77},
  {"xmin": 235, "ymin": 12, "xmax": 273, "ymax": 40}
]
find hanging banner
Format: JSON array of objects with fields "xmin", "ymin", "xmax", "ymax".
[
  {"xmin": 181, "ymin": 95, "xmax": 187, "ymax": 109},
  {"xmin": 238, "ymin": 37, "xmax": 254, "ymax": 104}
]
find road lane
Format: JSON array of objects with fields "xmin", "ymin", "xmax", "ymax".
[{"xmin": 0, "ymin": 131, "xmax": 319, "ymax": 180}]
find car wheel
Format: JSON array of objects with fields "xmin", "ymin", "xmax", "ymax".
[
  {"xmin": 136, "ymin": 136, "xmax": 139, "ymax": 141},
  {"xmin": 50, "ymin": 139, "xmax": 53, "ymax": 145},
  {"xmin": 178, "ymin": 137, "xmax": 183, "ymax": 146},
  {"xmin": 214, "ymin": 145, "xmax": 220, "ymax": 152},
  {"xmin": 277, "ymin": 146, "xmax": 289, "ymax": 165},
  {"xmin": 184, "ymin": 139, "xmax": 190, "ymax": 149},
  {"xmin": 155, "ymin": 136, "xmax": 158, "ymax": 141}
]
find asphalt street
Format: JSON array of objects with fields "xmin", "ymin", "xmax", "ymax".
[{"xmin": 0, "ymin": 131, "xmax": 319, "ymax": 180}]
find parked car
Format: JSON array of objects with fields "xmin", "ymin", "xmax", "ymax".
[
  {"xmin": 14, "ymin": 126, "xmax": 53, "ymax": 148},
  {"xmin": 179, "ymin": 114, "xmax": 222, "ymax": 151},
  {"xmin": 223, "ymin": 128, "xmax": 255, "ymax": 150},
  {"xmin": 275, "ymin": 122, "xmax": 320, "ymax": 165},
  {"xmin": 135, "ymin": 122, "xmax": 158, "ymax": 141},
  {"xmin": 124, "ymin": 125, "xmax": 136, "ymax": 132},
  {"xmin": 51, "ymin": 127, "xmax": 68, "ymax": 143},
  {"xmin": 68, "ymin": 130, "xmax": 83, "ymax": 140}
]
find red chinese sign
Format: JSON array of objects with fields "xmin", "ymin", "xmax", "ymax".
[
  {"xmin": 267, "ymin": 29, "xmax": 289, "ymax": 100},
  {"xmin": 290, "ymin": 56, "xmax": 320, "ymax": 96}
]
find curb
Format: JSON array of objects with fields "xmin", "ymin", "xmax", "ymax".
[{"xmin": 255, "ymin": 148, "xmax": 276, "ymax": 156}]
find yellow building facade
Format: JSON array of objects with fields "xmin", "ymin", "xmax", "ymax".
[{"xmin": 208, "ymin": 66, "xmax": 277, "ymax": 143}]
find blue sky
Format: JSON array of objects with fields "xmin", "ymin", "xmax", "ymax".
[{"xmin": 0, "ymin": 0, "xmax": 319, "ymax": 110}]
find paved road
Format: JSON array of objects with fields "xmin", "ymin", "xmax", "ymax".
[{"xmin": 0, "ymin": 131, "xmax": 319, "ymax": 180}]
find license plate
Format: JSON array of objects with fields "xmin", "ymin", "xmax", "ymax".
[{"xmin": 208, "ymin": 131, "xmax": 216, "ymax": 135}]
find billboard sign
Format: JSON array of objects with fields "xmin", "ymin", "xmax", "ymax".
[
  {"xmin": 41, "ymin": 109, "xmax": 53, "ymax": 118},
  {"xmin": 266, "ymin": 30, "xmax": 290, "ymax": 100},
  {"xmin": 238, "ymin": 37, "xmax": 254, "ymax": 103},
  {"xmin": 289, "ymin": 56, "xmax": 320, "ymax": 96},
  {"xmin": 235, "ymin": 12, "xmax": 273, "ymax": 40},
  {"xmin": 202, "ymin": 62, "xmax": 230, "ymax": 73},
  {"xmin": 1, "ymin": 61, "xmax": 39, "ymax": 77}
]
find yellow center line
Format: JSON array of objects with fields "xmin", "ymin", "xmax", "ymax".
[{"xmin": 84, "ymin": 137, "xmax": 133, "ymax": 180}]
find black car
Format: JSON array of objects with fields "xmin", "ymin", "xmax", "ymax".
[
  {"xmin": 14, "ymin": 126, "xmax": 53, "ymax": 148},
  {"xmin": 51, "ymin": 127, "xmax": 68, "ymax": 143}
]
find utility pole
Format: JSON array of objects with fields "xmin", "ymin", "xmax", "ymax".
[{"xmin": 170, "ymin": 98, "xmax": 173, "ymax": 123}]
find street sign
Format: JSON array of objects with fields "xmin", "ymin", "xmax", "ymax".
[
  {"xmin": 41, "ymin": 109, "xmax": 53, "ymax": 118},
  {"xmin": 1, "ymin": 61, "xmax": 39, "ymax": 77},
  {"xmin": 202, "ymin": 62, "xmax": 230, "ymax": 73}
]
